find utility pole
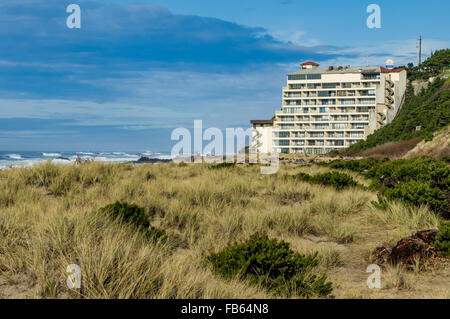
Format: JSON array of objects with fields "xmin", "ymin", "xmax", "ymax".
[{"xmin": 417, "ymin": 36, "xmax": 422, "ymax": 67}]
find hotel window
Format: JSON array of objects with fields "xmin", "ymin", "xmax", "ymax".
[
  {"xmin": 303, "ymin": 108, "xmax": 309, "ymax": 113},
  {"xmin": 352, "ymin": 123, "xmax": 367, "ymax": 129},
  {"xmin": 292, "ymin": 132, "xmax": 305, "ymax": 138},
  {"xmin": 307, "ymin": 74, "xmax": 321, "ymax": 80},
  {"xmin": 360, "ymin": 89, "xmax": 376, "ymax": 96},
  {"xmin": 278, "ymin": 140, "xmax": 290, "ymax": 146},
  {"xmin": 314, "ymin": 123, "xmax": 329, "ymax": 129},
  {"xmin": 341, "ymin": 82, "xmax": 352, "ymax": 88},
  {"xmin": 320, "ymin": 107, "xmax": 328, "ymax": 113},
  {"xmin": 359, "ymin": 98, "xmax": 376, "ymax": 104},
  {"xmin": 280, "ymin": 116, "xmax": 294, "ymax": 122},
  {"xmin": 310, "ymin": 132, "xmax": 324, "ymax": 138},
  {"xmin": 321, "ymin": 99, "xmax": 335, "ymax": 105},
  {"xmin": 341, "ymin": 99, "xmax": 356, "ymax": 105},
  {"xmin": 362, "ymin": 73, "xmax": 380, "ymax": 80},
  {"xmin": 283, "ymin": 107, "xmax": 301, "ymax": 114},
  {"xmin": 328, "ymin": 140, "xmax": 344, "ymax": 146},
  {"xmin": 357, "ymin": 106, "xmax": 369, "ymax": 112},
  {"xmin": 286, "ymin": 100, "xmax": 301, "ymax": 106},
  {"xmin": 307, "ymin": 83, "xmax": 321, "ymax": 89},
  {"xmin": 322, "ymin": 83, "xmax": 339, "ymax": 89},
  {"xmin": 348, "ymin": 131, "xmax": 364, "ymax": 138},
  {"xmin": 332, "ymin": 123, "xmax": 346, "ymax": 129},
  {"xmin": 318, "ymin": 91, "xmax": 336, "ymax": 97},
  {"xmin": 288, "ymin": 74, "xmax": 306, "ymax": 80},
  {"xmin": 279, "ymin": 124, "xmax": 294, "ymax": 130},
  {"xmin": 341, "ymin": 115, "xmax": 348, "ymax": 121},
  {"xmin": 289, "ymin": 84, "xmax": 305, "ymax": 89}
]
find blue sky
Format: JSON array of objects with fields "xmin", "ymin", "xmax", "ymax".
[{"xmin": 0, "ymin": 0, "xmax": 449, "ymax": 152}]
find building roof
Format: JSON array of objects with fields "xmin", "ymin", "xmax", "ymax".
[
  {"xmin": 380, "ymin": 67, "xmax": 405, "ymax": 73},
  {"xmin": 289, "ymin": 65, "xmax": 406, "ymax": 76},
  {"xmin": 301, "ymin": 61, "xmax": 320, "ymax": 66},
  {"xmin": 250, "ymin": 119, "xmax": 273, "ymax": 125},
  {"xmin": 289, "ymin": 66, "xmax": 384, "ymax": 76}
]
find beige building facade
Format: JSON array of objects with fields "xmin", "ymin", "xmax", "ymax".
[{"xmin": 251, "ymin": 61, "xmax": 407, "ymax": 154}]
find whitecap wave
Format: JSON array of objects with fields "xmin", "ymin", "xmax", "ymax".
[
  {"xmin": 7, "ymin": 154, "xmax": 22, "ymax": 160},
  {"xmin": 43, "ymin": 153, "xmax": 62, "ymax": 157},
  {"xmin": 141, "ymin": 150, "xmax": 153, "ymax": 156}
]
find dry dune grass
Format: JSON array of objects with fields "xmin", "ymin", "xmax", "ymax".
[
  {"xmin": 0, "ymin": 161, "xmax": 448, "ymax": 299},
  {"xmin": 404, "ymin": 125, "xmax": 450, "ymax": 159}
]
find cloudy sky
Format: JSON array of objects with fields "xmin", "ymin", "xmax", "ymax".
[{"xmin": 1, "ymin": 0, "xmax": 449, "ymax": 151}]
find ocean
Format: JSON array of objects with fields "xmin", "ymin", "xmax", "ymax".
[{"xmin": 0, "ymin": 151, "xmax": 173, "ymax": 170}]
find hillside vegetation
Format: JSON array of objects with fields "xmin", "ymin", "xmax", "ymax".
[
  {"xmin": 0, "ymin": 161, "xmax": 448, "ymax": 298},
  {"xmin": 401, "ymin": 49, "xmax": 450, "ymax": 81},
  {"xmin": 348, "ymin": 49, "xmax": 450, "ymax": 154},
  {"xmin": 348, "ymin": 77, "xmax": 450, "ymax": 153}
]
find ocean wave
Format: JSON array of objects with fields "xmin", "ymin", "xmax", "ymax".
[
  {"xmin": 153, "ymin": 154, "xmax": 175, "ymax": 160},
  {"xmin": 77, "ymin": 152, "xmax": 95, "ymax": 155},
  {"xmin": 93, "ymin": 156, "xmax": 138, "ymax": 163},
  {"xmin": 7, "ymin": 154, "xmax": 22, "ymax": 160},
  {"xmin": 43, "ymin": 153, "xmax": 62, "ymax": 157},
  {"xmin": 141, "ymin": 150, "xmax": 153, "ymax": 156}
]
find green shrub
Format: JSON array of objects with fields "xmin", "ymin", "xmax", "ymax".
[
  {"xmin": 327, "ymin": 157, "xmax": 385, "ymax": 173},
  {"xmin": 295, "ymin": 171, "xmax": 359, "ymax": 190},
  {"xmin": 99, "ymin": 201, "xmax": 167, "ymax": 242},
  {"xmin": 432, "ymin": 222, "xmax": 450, "ymax": 257},
  {"xmin": 207, "ymin": 233, "xmax": 332, "ymax": 297},
  {"xmin": 383, "ymin": 181, "xmax": 447, "ymax": 214},
  {"xmin": 208, "ymin": 162, "xmax": 236, "ymax": 169},
  {"xmin": 324, "ymin": 157, "xmax": 450, "ymax": 216}
]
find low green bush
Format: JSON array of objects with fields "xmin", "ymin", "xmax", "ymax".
[
  {"xmin": 295, "ymin": 171, "xmax": 359, "ymax": 190},
  {"xmin": 432, "ymin": 222, "xmax": 450, "ymax": 257},
  {"xmin": 322, "ymin": 156, "xmax": 450, "ymax": 216},
  {"xmin": 383, "ymin": 181, "xmax": 447, "ymax": 215},
  {"xmin": 327, "ymin": 157, "xmax": 386, "ymax": 173},
  {"xmin": 99, "ymin": 201, "xmax": 167, "ymax": 242},
  {"xmin": 208, "ymin": 162, "xmax": 236, "ymax": 169},
  {"xmin": 207, "ymin": 233, "xmax": 332, "ymax": 298}
]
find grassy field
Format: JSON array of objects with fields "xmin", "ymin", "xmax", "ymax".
[{"xmin": 0, "ymin": 161, "xmax": 448, "ymax": 298}]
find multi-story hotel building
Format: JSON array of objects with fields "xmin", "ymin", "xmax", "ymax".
[{"xmin": 251, "ymin": 61, "xmax": 407, "ymax": 154}]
